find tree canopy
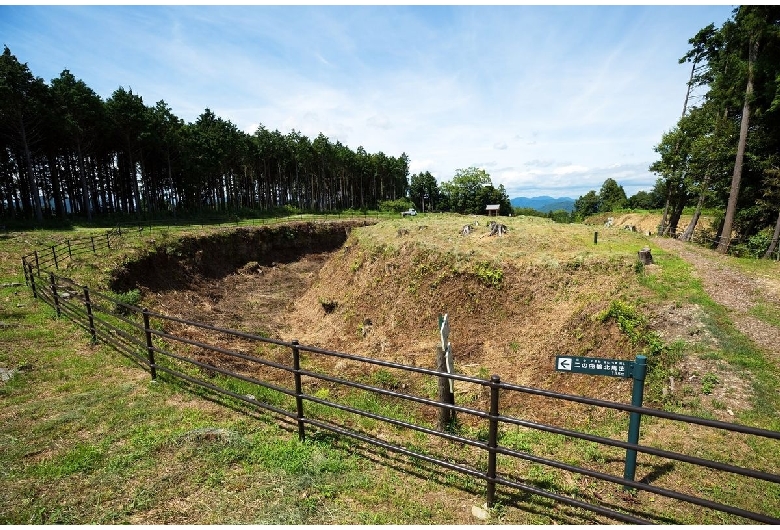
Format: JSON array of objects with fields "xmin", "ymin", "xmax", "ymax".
[
  {"xmin": 438, "ymin": 167, "xmax": 511, "ymax": 215},
  {"xmin": 650, "ymin": 6, "xmax": 780, "ymax": 255}
]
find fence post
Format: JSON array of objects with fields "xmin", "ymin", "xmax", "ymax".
[
  {"xmin": 106, "ymin": 232, "xmax": 111, "ymax": 250},
  {"xmin": 142, "ymin": 309, "xmax": 157, "ymax": 380},
  {"xmin": 594, "ymin": 231, "xmax": 598, "ymax": 245},
  {"xmin": 34, "ymin": 250, "xmax": 40, "ymax": 275},
  {"xmin": 51, "ymin": 245, "xmax": 58, "ymax": 270},
  {"xmin": 67, "ymin": 239, "xmax": 72, "ymax": 258},
  {"xmin": 91, "ymin": 236, "xmax": 96, "ymax": 253},
  {"xmin": 623, "ymin": 355, "xmax": 648, "ymax": 490},
  {"xmin": 83, "ymin": 286, "xmax": 97, "ymax": 343},
  {"xmin": 22, "ymin": 258, "xmax": 28, "ymax": 286},
  {"xmin": 28, "ymin": 263, "xmax": 37, "ymax": 299},
  {"xmin": 49, "ymin": 272, "xmax": 61, "ymax": 317},
  {"xmin": 486, "ymin": 375, "xmax": 501, "ymax": 507},
  {"xmin": 436, "ymin": 346, "xmax": 455, "ymax": 430},
  {"xmin": 292, "ymin": 340, "xmax": 306, "ymax": 442}
]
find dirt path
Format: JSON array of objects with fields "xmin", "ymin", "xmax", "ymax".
[{"xmin": 653, "ymin": 237, "xmax": 780, "ymax": 361}]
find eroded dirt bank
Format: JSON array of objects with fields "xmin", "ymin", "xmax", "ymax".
[
  {"xmin": 106, "ymin": 219, "xmax": 780, "ymax": 423},
  {"xmin": 110, "ymin": 221, "xmax": 370, "ymax": 293},
  {"xmin": 116, "ymin": 222, "xmax": 650, "ymax": 408}
]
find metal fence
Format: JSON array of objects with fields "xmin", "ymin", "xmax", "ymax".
[{"xmin": 20, "ymin": 226, "xmax": 780, "ymax": 525}]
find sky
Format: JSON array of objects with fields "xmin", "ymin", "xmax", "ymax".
[{"xmin": 0, "ymin": 4, "xmax": 737, "ymax": 200}]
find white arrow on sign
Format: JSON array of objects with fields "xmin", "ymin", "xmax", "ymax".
[{"xmin": 557, "ymin": 357, "xmax": 572, "ymax": 371}]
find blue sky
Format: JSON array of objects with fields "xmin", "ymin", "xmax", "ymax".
[{"xmin": 0, "ymin": 4, "xmax": 736, "ymax": 199}]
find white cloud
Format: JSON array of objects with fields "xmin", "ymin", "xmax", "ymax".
[
  {"xmin": 0, "ymin": 5, "xmax": 736, "ymax": 199},
  {"xmin": 553, "ymin": 165, "xmax": 590, "ymax": 176}
]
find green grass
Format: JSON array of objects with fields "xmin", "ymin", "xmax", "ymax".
[
  {"xmin": 633, "ymin": 246, "xmax": 780, "ymax": 428},
  {"xmin": 751, "ymin": 302, "xmax": 780, "ymax": 327}
]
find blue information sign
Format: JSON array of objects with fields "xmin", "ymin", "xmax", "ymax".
[{"xmin": 555, "ymin": 355, "xmax": 633, "ymax": 378}]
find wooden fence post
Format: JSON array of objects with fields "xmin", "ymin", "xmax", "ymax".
[
  {"xmin": 28, "ymin": 263, "xmax": 37, "ymax": 299},
  {"xmin": 142, "ymin": 309, "xmax": 157, "ymax": 380},
  {"xmin": 292, "ymin": 340, "xmax": 306, "ymax": 442},
  {"xmin": 83, "ymin": 286, "xmax": 96, "ymax": 343},
  {"xmin": 436, "ymin": 346, "xmax": 455, "ymax": 430},
  {"xmin": 51, "ymin": 245, "xmax": 58, "ymax": 270},
  {"xmin": 486, "ymin": 375, "xmax": 501, "ymax": 507},
  {"xmin": 437, "ymin": 313, "xmax": 455, "ymax": 431},
  {"xmin": 49, "ymin": 272, "xmax": 61, "ymax": 317}
]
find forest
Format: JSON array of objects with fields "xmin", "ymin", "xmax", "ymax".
[
  {"xmin": 0, "ymin": 46, "xmax": 417, "ymax": 223},
  {"xmin": 645, "ymin": 5, "xmax": 780, "ymax": 256},
  {"xmin": 0, "ymin": 41, "xmax": 516, "ymax": 225}
]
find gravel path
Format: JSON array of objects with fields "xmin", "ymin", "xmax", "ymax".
[{"xmin": 653, "ymin": 237, "xmax": 780, "ymax": 362}]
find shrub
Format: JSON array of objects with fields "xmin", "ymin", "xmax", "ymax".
[
  {"xmin": 473, "ymin": 262, "xmax": 503, "ymax": 287},
  {"xmin": 378, "ymin": 198, "xmax": 415, "ymax": 213},
  {"xmin": 597, "ymin": 300, "xmax": 642, "ymax": 343},
  {"xmin": 113, "ymin": 289, "xmax": 142, "ymax": 315}
]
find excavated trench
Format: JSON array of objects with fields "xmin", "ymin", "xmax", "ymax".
[
  {"xmin": 109, "ymin": 220, "xmax": 375, "ymax": 342},
  {"xmin": 110, "ymin": 221, "xmax": 370, "ymax": 294},
  {"xmin": 108, "ymin": 219, "xmax": 649, "ymax": 411},
  {"xmin": 104, "ymin": 218, "xmax": 756, "ymax": 424}
]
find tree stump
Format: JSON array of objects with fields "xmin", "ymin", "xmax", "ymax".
[
  {"xmin": 488, "ymin": 221, "xmax": 507, "ymax": 237},
  {"xmin": 638, "ymin": 247, "xmax": 654, "ymax": 265}
]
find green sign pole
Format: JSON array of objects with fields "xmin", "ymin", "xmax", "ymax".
[{"xmin": 623, "ymin": 355, "xmax": 647, "ymax": 489}]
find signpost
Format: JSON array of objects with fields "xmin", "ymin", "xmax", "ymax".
[
  {"xmin": 555, "ymin": 355, "xmax": 632, "ymax": 378},
  {"xmin": 555, "ymin": 354, "xmax": 648, "ymax": 490}
]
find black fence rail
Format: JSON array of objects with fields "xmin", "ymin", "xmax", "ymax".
[{"xmin": 20, "ymin": 227, "xmax": 780, "ymax": 525}]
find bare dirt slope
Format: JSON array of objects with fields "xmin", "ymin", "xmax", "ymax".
[
  {"xmin": 130, "ymin": 219, "xmax": 652, "ymax": 415},
  {"xmin": 585, "ymin": 211, "xmax": 716, "ymax": 237},
  {"xmin": 121, "ymin": 217, "xmax": 780, "ymax": 424}
]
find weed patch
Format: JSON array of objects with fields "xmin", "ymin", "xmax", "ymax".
[{"xmin": 473, "ymin": 261, "xmax": 504, "ymax": 287}]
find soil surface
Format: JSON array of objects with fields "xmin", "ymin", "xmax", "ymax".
[
  {"xmin": 144, "ymin": 252, "xmax": 331, "ymax": 339},
  {"xmin": 654, "ymin": 237, "xmax": 780, "ymax": 361},
  {"xmin": 649, "ymin": 236, "xmax": 780, "ymax": 420},
  {"xmin": 123, "ymin": 221, "xmax": 780, "ymax": 424}
]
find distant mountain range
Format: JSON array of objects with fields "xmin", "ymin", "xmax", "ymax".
[{"xmin": 510, "ymin": 196, "xmax": 576, "ymax": 213}]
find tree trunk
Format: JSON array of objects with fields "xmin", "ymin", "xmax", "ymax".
[
  {"xmin": 76, "ymin": 140, "xmax": 92, "ymax": 222},
  {"xmin": 667, "ymin": 191, "xmax": 688, "ymax": 237},
  {"xmin": 167, "ymin": 150, "xmax": 176, "ymax": 219},
  {"xmin": 19, "ymin": 118, "xmax": 43, "ymax": 222},
  {"xmin": 47, "ymin": 150, "xmax": 65, "ymax": 218},
  {"xmin": 129, "ymin": 146, "xmax": 141, "ymax": 216},
  {"xmin": 764, "ymin": 209, "xmax": 780, "ymax": 259},
  {"xmin": 660, "ymin": 59, "xmax": 699, "ymax": 236},
  {"xmin": 718, "ymin": 36, "xmax": 759, "ymax": 254},
  {"xmin": 680, "ymin": 174, "xmax": 710, "ymax": 242},
  {"xmin": 659, "ymin": 196, "xmax": 670, "ymax": 235}
]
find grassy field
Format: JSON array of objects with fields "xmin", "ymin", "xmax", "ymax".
[{"xmin": 1, "ymin": 214, "xmax": 779, "ymax": 524}]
